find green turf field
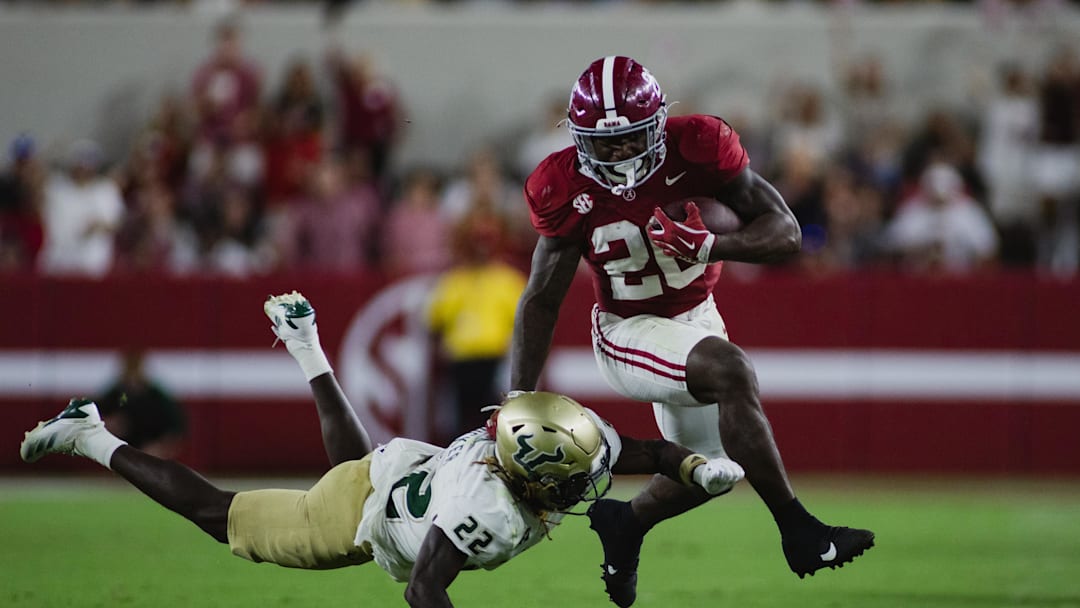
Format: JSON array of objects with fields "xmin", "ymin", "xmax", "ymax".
[{"xmin": 2, "ymin": 475, "xmax": 1079, "ymax": 608}]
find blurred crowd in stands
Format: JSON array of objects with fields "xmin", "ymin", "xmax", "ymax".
[{"xmin": 1, "ymin": 16, "xmax": 1078, "ymax": 281}]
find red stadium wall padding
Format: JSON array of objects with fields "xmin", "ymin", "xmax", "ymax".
[{"xmin": 2, "ymin": 272, "xmax": 1079, "ymax": 474}]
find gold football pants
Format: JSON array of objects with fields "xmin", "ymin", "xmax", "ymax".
[{"xmin": 227, "ymin": 455, "xmax": 375, "ymax": 570}]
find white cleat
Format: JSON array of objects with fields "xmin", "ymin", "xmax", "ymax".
[
  {"xmin": 693, "ymin": 456, "xmax": 746, "ymax": 496},
  {"xmin": 264, "ymin": 291, "xmax": 319, "ymax": 349},
  {"xmin": 20, "ymin": 398, "xmax": 104, "ymax": 463}
]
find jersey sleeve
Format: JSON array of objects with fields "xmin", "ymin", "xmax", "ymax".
[
  {"xmin": 677, "ymin": 115, "xmax": 750, "ymax": 182},
  {"xmin": 524, "ymin": 155, "xmax": 584, "ymax": 239},
  {"xmin": 432, "ymin": 493, "xmax": 522, "ymax": 569}
]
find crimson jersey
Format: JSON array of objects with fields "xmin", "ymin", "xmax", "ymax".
[{"xmin": 525, "ymin": 115, "xmax": 749, "ymax": 318}]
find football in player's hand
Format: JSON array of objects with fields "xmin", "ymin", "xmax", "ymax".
[{"xmin": 661, "ymin": 197, "xmax": 743, "ymax": 234}]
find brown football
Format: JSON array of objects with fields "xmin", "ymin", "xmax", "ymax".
[{"xmin": 660, "ymin": 197, "xmax": 743, "ymax": 234}]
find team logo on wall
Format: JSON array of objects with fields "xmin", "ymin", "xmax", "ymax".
[{"xmin": 339, "ymin": 276, "xmax": 439, "ymax": 445}]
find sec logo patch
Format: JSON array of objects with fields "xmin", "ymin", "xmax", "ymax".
[{"xmin": 573, "ymin": 193, "xmax": 594, "ymax": 214}]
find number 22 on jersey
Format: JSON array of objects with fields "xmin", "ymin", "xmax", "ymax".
[
  {"xmin": 385, "ymin": 468, "xmax": 494, "ymax": 556},
  {"xmin": 591, "ymin": 220, "xmax": 705, "ymax": 301}
]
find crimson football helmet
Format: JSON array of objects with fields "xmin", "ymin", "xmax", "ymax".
[{"xmin": 567, "ymin": 56, "xmax": 668, "ymax": 194}]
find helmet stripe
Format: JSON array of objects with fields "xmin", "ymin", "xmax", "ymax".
[{"xmin": 601, "ymin": 55, "xmax": 617, "ymax": 119}]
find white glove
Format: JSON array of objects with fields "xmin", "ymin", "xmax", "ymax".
[
  {"xmin": 264, "ymin": 291, "xmax": 332, "ymax": 382},
  {"xmin": 693, "ymin": 456, "xmax": 745, "ymax": 496}
]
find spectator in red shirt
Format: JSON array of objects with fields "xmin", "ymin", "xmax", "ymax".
[
  {"xmin": 328, "ymin": 48, "xmax": 402, "ymax": 190},
  {"xmin": 264, "ymin": 58, "xmax": 325, "ymax": 209},
  {"xmin": 277, "ymin": 158, "xmax": 380, "ymax": 274},
  {"xmin": 191, "ymin": 17, "xmax": 262, "ymax": 148},
  {"xmin": 381, "ymin": 167, "xmax": 451, "ymax": 277}
]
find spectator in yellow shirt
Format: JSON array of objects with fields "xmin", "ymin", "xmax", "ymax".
[{"xmin": 426, "ymin": 204, "xmax": 525, "ymax": 438}]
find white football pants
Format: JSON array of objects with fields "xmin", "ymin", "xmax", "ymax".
[{"xmin": 591, "ymin": 296, "xmax": 730, "ymax": 458}]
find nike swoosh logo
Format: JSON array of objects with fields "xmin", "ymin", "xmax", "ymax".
[
  {"xmin": 606, "ymin": 564, "xmax": 618, "ymax": 575},
  {"xmin": 665, "ymin": 171, "xmax": 687, "ymax": 186},
  {"xmin": 820, "ymin": 542, "xmax": 837, "ymax": 562},
  {"xmin": 676, "ymin": 236, "xmax": 696, "ymax": 250}
]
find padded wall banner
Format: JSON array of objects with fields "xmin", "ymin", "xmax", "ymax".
[{"xmin": 3, "ymin": 272, "xmax": 1079, "ymax": 474}]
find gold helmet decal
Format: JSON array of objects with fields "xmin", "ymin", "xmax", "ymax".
[{"xmin": 493, "ymin": 391, "xmax": 611, "ymax": 512}]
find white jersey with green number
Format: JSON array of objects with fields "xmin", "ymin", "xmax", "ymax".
[
  {"xmin": 355, "ymin": 410, "xmax": 621, "ymax": 582},
  {"xmin": 355, "ymin": 429, "xmax": 559, "ymax": 581}
]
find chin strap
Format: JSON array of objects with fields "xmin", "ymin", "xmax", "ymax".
[{"xmin": 608, "ymin": 161, "xmax": 639, "ymax": 196}]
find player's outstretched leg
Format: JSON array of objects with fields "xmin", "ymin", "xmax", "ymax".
[
  {"xmin": 265, "ymin": 291, "xmax": 371, "ymax": 464},
  {"xmin": 588, "ymin": 498, "xmax": 644, "ymax": 608},
  {"xmin": 686, "ymin": 337, "xmax": 875, "ymax": 578},
  {"xmin": 22, "ymin": 398, "xmax": 234, "ymax": 543},
  {"xmin": 20, "ymin": 398, "xmax": 107, "ymax": 464}
]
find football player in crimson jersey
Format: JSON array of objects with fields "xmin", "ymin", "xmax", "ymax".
[
  {"xmin": 20, "ymin": 291, "xmax": 745, "ymax": 608},
  {"xmin": 512, "ymin": 56, "xmax": 875, "ymax": 606}
]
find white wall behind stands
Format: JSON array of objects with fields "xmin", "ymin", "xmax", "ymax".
[{"xmin": 0, "ymin": 3, "xmax": 1077, "ymax": 172}]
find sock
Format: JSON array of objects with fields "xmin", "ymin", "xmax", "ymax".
[
  {"xmin": 76, "ymin": 427, "xmax": 127, "ymax": 470},
  {"xmin": 289, "ymin": 344, "xmax": 332, "ymax": 382},
  {"xmin": 625, "ymin": 500, "xmax": 649, "ymax": 534},
  {"xmin": 771, "ymin": 498, "xmax": 823, "ymax": 537}
]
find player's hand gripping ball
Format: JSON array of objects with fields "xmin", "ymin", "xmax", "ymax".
[
  {"xmin": 648, "ymin": 198, "xmax": 742, "ymax": 264},
  {"xmin": 660, "ymin": 197, "xmax": 743, "ymax": 234}
]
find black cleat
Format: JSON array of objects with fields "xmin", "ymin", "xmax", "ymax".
[
  {"xmin": 588, "ymin": 499, "xmax": 644, "ymax": 608},
  {"xmin": 782, "ymin": 525, "xmax": 875, "ymax": 579}
]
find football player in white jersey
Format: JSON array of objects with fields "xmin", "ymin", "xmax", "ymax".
[{"xmin": 21, "ymin": 291, "xmax": 745, "ymax": 607}]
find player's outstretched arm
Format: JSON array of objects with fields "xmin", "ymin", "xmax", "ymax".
[
  {"xmin": 265, "ymin": 292, "xmax": 372, "ymax": 464},
  {"xmin": 707, "ymin": 167, "xmax": 801, "ymax": 264},
  {"xmin": 615, "ymin": 435, "xmax": 744, "ymax": 496},
  {"xmin": 405, "ymin": 528, "xmax": 469, "ymax": 608},
  {"xmin": 510, "ymin": 235, "xmax": 582, "ymax": 391}
]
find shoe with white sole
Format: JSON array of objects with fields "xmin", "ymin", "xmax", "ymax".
[
  {"xmin": 264, "ymin": 291, "xmax": 332, "ymax": 381},
  {"xmin": 20, "ymin": 398, "xmax": 104, "ymax": 463},
  {"xmin": 264, "ymin": 291, "xmax": 320, "ymax": 352}
]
